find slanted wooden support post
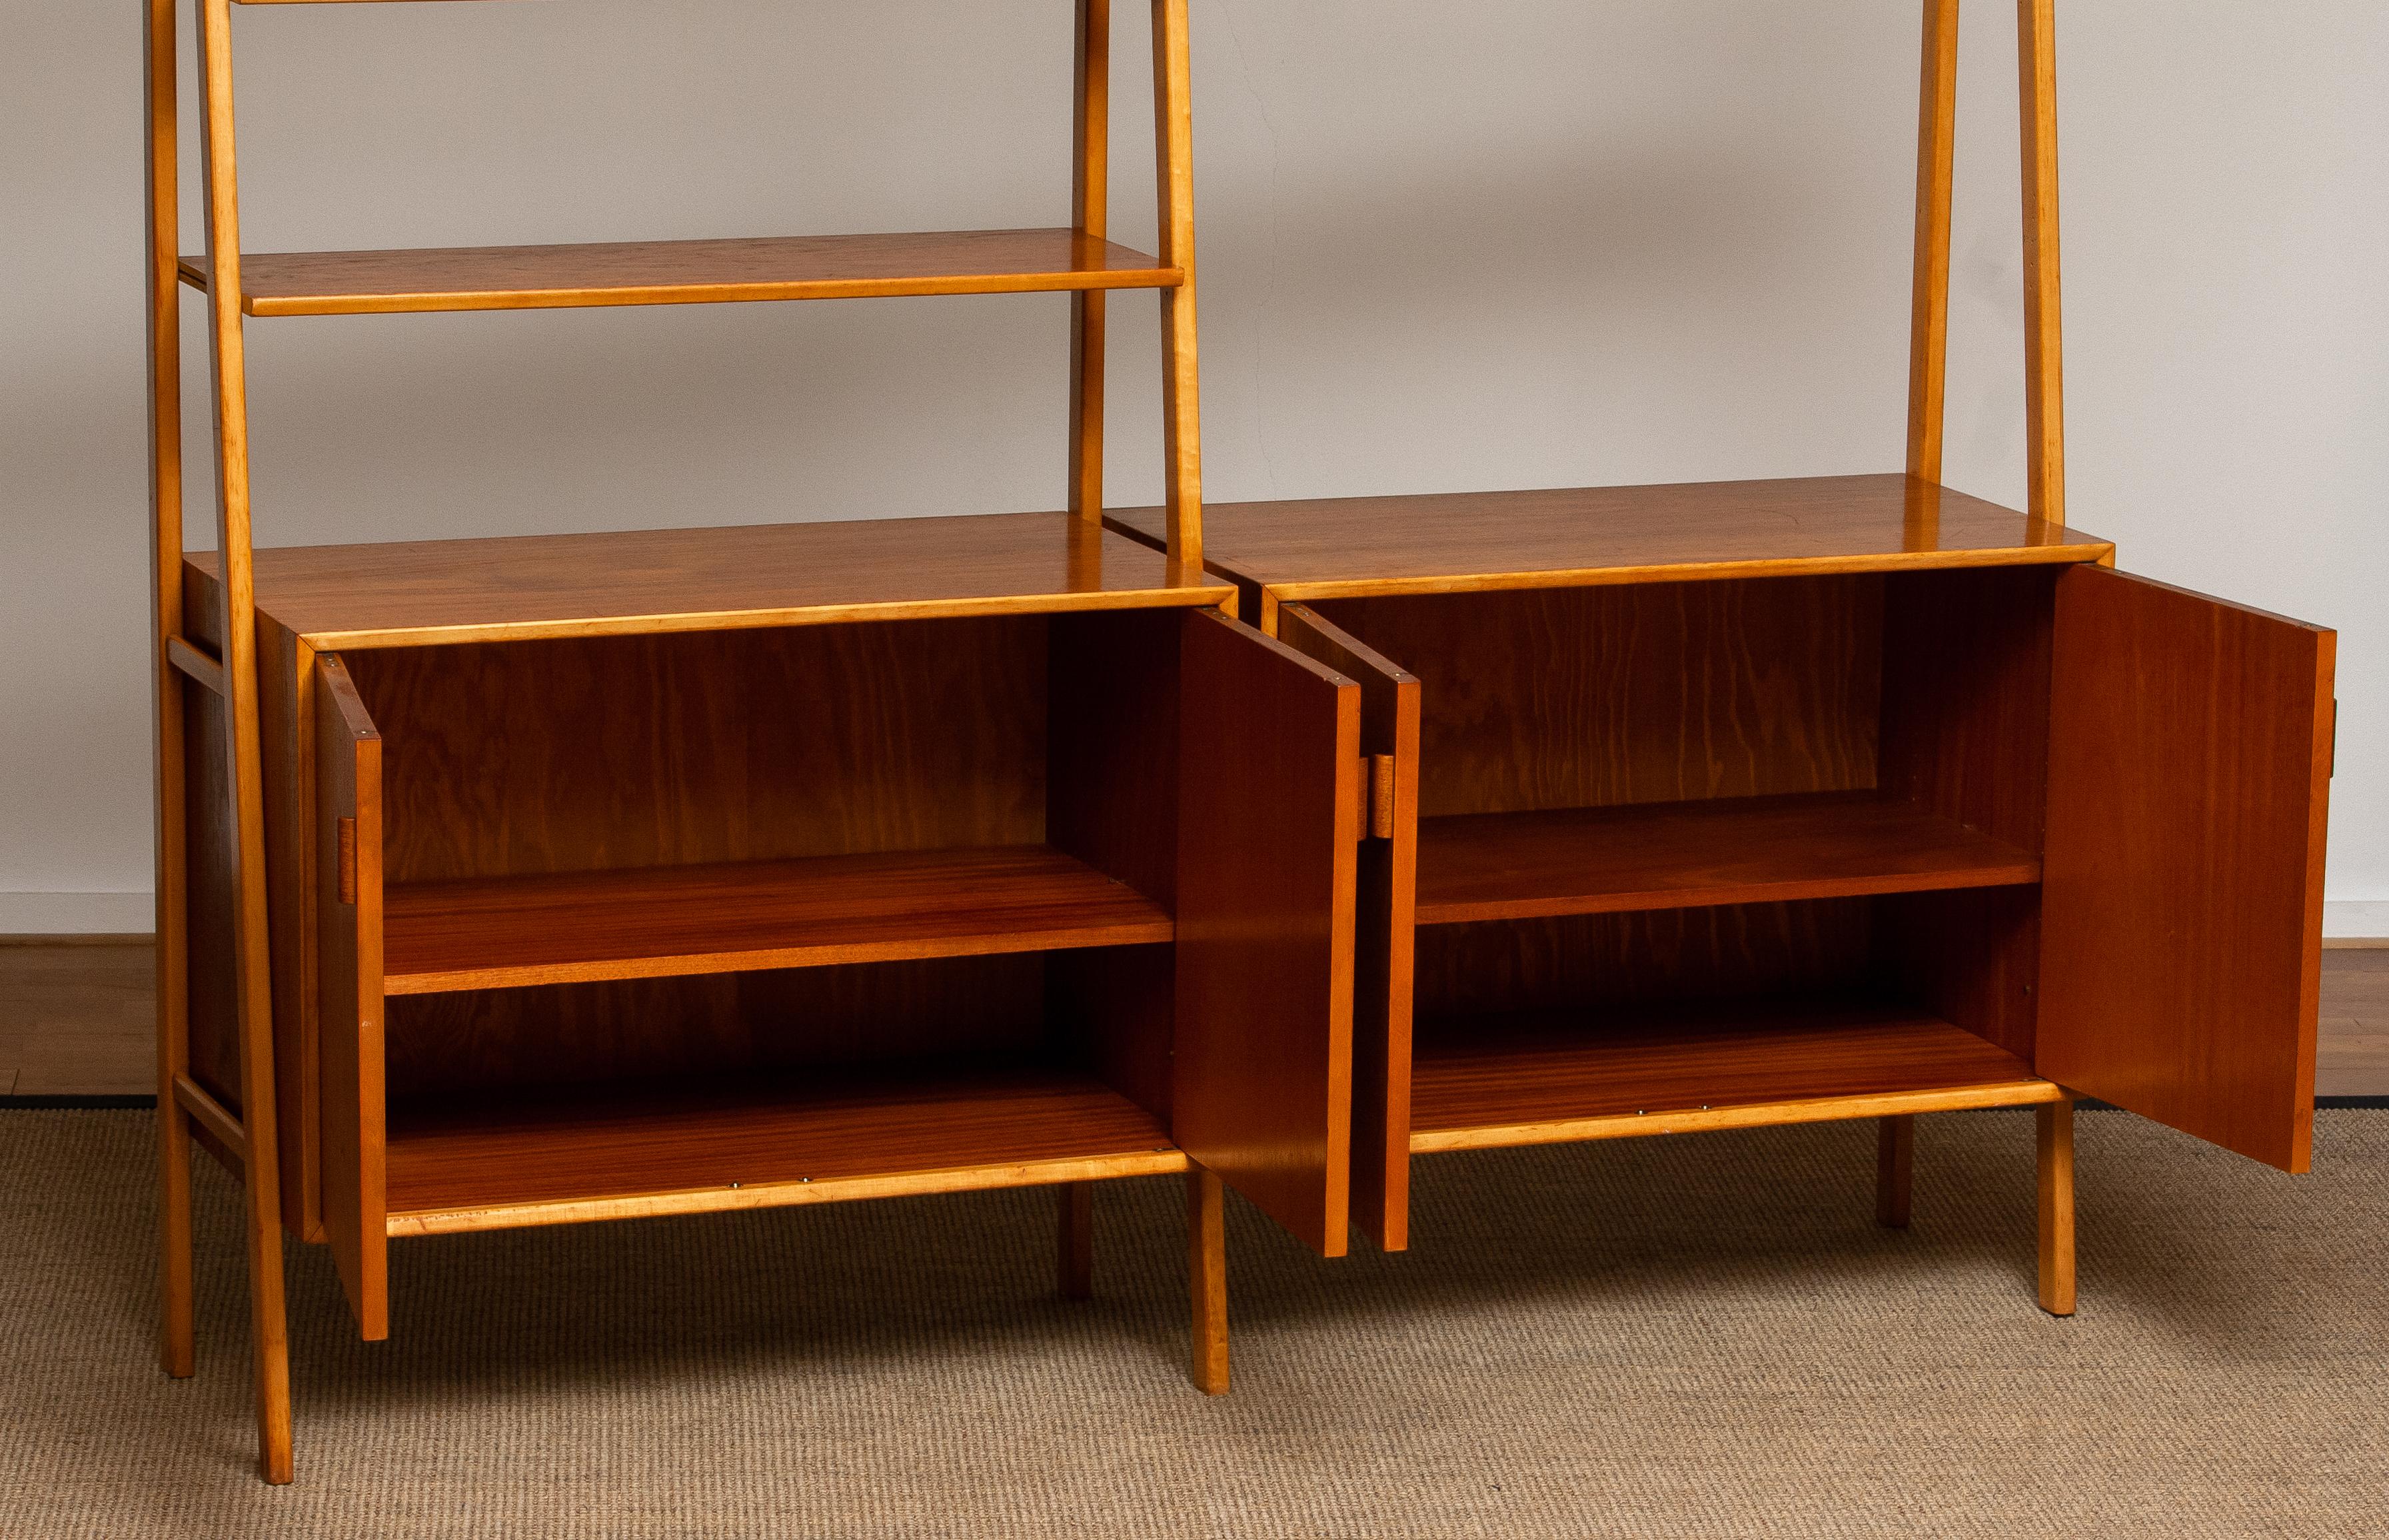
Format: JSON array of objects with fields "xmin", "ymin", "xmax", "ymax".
[
  {"xmin": 1150, "ymin": 0, "xmax": 1203, "ymax": 570},
  {"xmin": 195, "ymin": 0, "xmax": 295, "ymax": 1484}
]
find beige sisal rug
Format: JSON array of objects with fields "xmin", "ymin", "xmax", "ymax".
[{"xmin": 2, "ymin": 1109, "xmax": 2383, "ymax": 1538}]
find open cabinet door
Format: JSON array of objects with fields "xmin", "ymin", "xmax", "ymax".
[
  {"xmin": 1278, "ymin": 604, "xmax": 1419, "ymax": 1252},
  {"xmin": 2040, "ymin": 568, "xmax": 2334, "ymax": 1171},
  {"xmin": 1176, "ymin": 608, "xmax": 1361, "ymax": 1257},
  {"xmin": 315, "ymin": 654, "xmax": 389, "ymax": 1337}
]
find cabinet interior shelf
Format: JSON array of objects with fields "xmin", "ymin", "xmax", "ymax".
[
  {"xmin": 1415, "ymin": 791, "xmax": 2042, "ymax": 926},
  {"xmin": 385, "ymin": 844, "xmax": 1174, "ymax": 996},
  {"xmin": 385, "ymin": 1068, "xmax": 1186, "ymax": 1235},
  {"xmin": 1410, "ymin": 1000, "xmax": 2062, "ymax": 1153},
  {"xmin": 177, "ymin": 228, "xmax": 1180, "ymax": 317}
]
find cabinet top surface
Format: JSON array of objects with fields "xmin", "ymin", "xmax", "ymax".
[
  {"xmin": 1110, "ymin": 475, "xmax": 2112, "ymax": 598},
  {"xmin": 187, "ymin": 512, "xmax": 1229, "ymax": 649}
]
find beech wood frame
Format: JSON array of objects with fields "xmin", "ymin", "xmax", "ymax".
[{"xmin": 147, "ymin": 0, "xmax": 1208, "ymax": 1483}]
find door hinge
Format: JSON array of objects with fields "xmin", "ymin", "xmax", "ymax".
[
  {"xmin": 2330, "ymin": 698, "xmax": 2338, "ymax": 778},
  {"xmin": 1365, "ymin": 753, "xmax": 1397, "ymax": 840},
  {"xmin": 337, "ymin": 817, "xmax": 358, "ymax": 904}
]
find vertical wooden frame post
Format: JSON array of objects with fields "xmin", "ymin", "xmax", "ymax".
[
  {"xmin": 2017, "ymin": 0, "xmax": 2065, "ymax": 524},
  {"xmin": 195, "ymin": 0, "xmax": 295, "ymax": 1484},
  {"xmin": 1068, "ymin": 0, "xmax": 1110, "ymax": 524},
  {"xmin": 1150, "ymin": 0, "xmax": 1202, "ymax": 570},
  {"xmin": 1905, "ymin": 0, "xmax": 1961, "ymax": 481},
  {"xmin": 2036, "ymin": 1099, "xmax": 2076, "ymax": 1315},
  {"xmin": 146, "ymin": 0, "xmax": 197, "ymax": 1385}
]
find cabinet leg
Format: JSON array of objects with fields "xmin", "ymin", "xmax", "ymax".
[
  {"xmin": 1875, "ymin": 1114, "xmax": 1915, "ymax": 1229},
  {"xmin": 2036, "ymin": 1100, "xmax": 2076, "ymax": 1317},
  {"xmin": 157, "ymin": 1098, "xmax": 197, "ymax": 1378},
  {"xmin": 1057, "ymin": 1181, "xmax": 1094, "ymax": 1301},
  {"xmin": 1187, "ymin": 1167, "xmax": 1228, "ymax": 1395}
]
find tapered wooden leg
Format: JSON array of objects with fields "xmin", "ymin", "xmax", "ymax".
[
  {"xmin": 2036, "ymin": 1100, "xmax": 2076, "ymax": 1317},
  {"xmin": 1876, "ymin": 1114, "xmax": 1915, "ymax": 1229},
  {"xmin": 1187, "ymin": 1167, "xmax": 1227, "ymax": 1395},
  {"xmin": 1057, "ymin": 1181, "xmax": 1094, "ymax": 1301}
]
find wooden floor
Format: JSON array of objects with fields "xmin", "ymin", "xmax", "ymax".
[{"xmin": 2, "ymin": 939, "xmax": 2385, "ymax": 1098}]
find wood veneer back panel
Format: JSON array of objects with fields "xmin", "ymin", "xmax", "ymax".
[
  {"xmin": 1314, "ymin": 577, "xmax": 1881, "ymax": 818},
  {"xmin": 1876, "ymin": 566, "xmax": 2059, "ymax": 1060},
  {"xmin": 384, "ymin": 955, "xmax": 1050, "ymax": 1103},
  {"xmin": 345, "ymin": 616, "xmax": 1049, "ymax": 883},
  {"xmin": 1048, "ymin": 609, "xmax": 1180, "ymax": 906},
  {"xmin": 1415, "ymin": 899, "xmax": 1875, "ymax": 1028}
]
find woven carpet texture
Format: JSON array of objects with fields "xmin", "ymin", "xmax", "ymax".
[{"xmin": 3, "ymin": 1110, "xmax": 2384, "ymax": 1538}]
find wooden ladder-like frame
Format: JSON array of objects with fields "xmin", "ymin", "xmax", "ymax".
[{"xmin": 144, "ymin": 0, "xmax": 1205, "ymax": 1484}]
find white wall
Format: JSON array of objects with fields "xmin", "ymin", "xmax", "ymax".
[{"xmin": 2, "ymin": 0, "xmax": 2382, "ymax": 934}]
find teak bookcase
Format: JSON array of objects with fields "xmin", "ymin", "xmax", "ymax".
[
  {"xmin": 144, "ymin": 0, "xmax": 2338, "ymax": 1493},
  {"xmin": 147, "ymin": 0, "xmax": 1375, "ymax": 1485},
  {"xmin": 1114, "ymin": 0, "xmax": 2334, "ymax": 1315}
]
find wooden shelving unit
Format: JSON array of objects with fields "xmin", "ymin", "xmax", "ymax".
[
  {"xmin": 141, "ymin": 0, "xmax": 2340, "ymax": 1491},
  {"xmin": 147, "ymin": 0, "xmax": 1355, "ymax": 1487},
  {"xmin": 1114, "ymin": 0, "xmax": 2336, "ymax": 1333}
]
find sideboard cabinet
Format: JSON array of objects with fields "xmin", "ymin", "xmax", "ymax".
[
  {"xmin": 176, "ymin": 513, "xmax": 1366, "ymax": 1377},
  {"xmin": 1115, "ymin": 474, "xmax": 2337, "ymax": 1301}
]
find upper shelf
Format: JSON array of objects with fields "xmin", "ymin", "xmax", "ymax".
[
  {"xmin": 1109, "ymin": 475, "xmax": 2114, "ymax": 597},
  {"xmin": 385, "ymin": 845, "xmax": 1174, "ymax": 996},
  {"xmin": 185, "ymin": 511, "xmax": 1229, "ymax": 650},
  {"xmin": 177, "ymin": 229, "xmax": 1180, "ymax": 317},
  {"xmin": 1417, "ymin": 792, "xmax": 2041, "ymax": 926}
]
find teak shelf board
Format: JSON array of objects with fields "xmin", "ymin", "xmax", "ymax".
[
  {"xmin": 384, "ymin": 1069, "xmax": 1186, "ymax": 1235},
  {"xmin": 1409, "ymin": 1001, "xmax": 2061, "ymax": 1153},
  {"xmin": 1110, "ymin": 475, "xmax": 2112, "ymax": 598},
  {"xmin": 186, "ymin": 512, "xmax": 1230, "ymax": 649},
  {"xmin": 175, "ymin": 229, "xmax": 1182, "ymax": 317},
  {"xmin": 1416, "ymin": 792, "xmax": 2042, "ymax": 926},
  {"xmin": 385, "ymin": 846, "xmax": 1175, "ymax": 996}
]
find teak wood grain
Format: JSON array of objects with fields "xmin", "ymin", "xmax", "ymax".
[
  {"xmin": 383, "ymin": 956, "xmax": 1050, "ymax": 1105},
  {"xmin": 177, "ymin": 229, "xmax": 1180, "ymax": 317},
  {"xmin": 2039, "ymin": 567, "xmax": 2334, "ymax": 1171},
  {"xmin": 1172, "ymin": 610, "xmax": 1357, "ymax": 1259},
  {"xmin": 1110, "ymin": 476, "xmax": 2110, "ymax": 602},
  {"xmin": 1277, "ymin": 604, "xmax": 1419, "ymax": 1253},
  {"xmin": 187, "ymin": 512, "xmax": 1227, "ymax": 650},
  {"xmin": 1415, "ymin": 792, "xmax": 2040, "ymax": 926},
  {"xmin": 383, "ymin": 1070, "xmax": 1184, "ymax": 1233},
  {"xmin": 313, "ymin": 657, "xmax": 387, "ymax": 1339},
  {"xmin": 1877, "ymin": 566, "xmax": 2060, "ymax": 1062},
  {"xmin": 345, "ymin": 617, "xmax": 1054, "ymax": 886},
  {"xmin": 1315, "ymin": 576, "xmax": 1881, "ymax": 820},
  {"xmin": 383, "ymin": 847, "xmax": 1174, "ymax": 994},
  {"xmin": 1410, "ymin": 1001, "xmax": 2060, "ymax": 1152},
  {"xmin": 1415, "ymin": 900, "xmax": 1875, "ymax": 1024}
]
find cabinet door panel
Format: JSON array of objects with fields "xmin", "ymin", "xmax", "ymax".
[
  {"xmin": 1176, "ymin": 608, "xmax": 1360, "ymax": 1256},
  {"xmin": 2040, "ymin": 567, "xmax": 2333, "ymax": 1170},
  {"xmin": 316, "ymin": 654, "xmax": 389, "ymax": 1336},
  {"xmin": 1279, "ymin": 604, "xmax": 1419, "ymax": 1252}
]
